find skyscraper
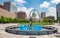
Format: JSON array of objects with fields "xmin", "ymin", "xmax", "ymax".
[
  {"xmin": 41, "ymin": 12, "xmax": 46, "ymax": 19},
  {"xmin": 41, "ymin": 12, "xmax": 46, "ymax": 21},
  {"xmin": 56, "ymin": 3, "xmax": 60, "ymax": 20},
  {"xmin": 4, "ymin": 2, "xmax": 17, "ymax": 13}
]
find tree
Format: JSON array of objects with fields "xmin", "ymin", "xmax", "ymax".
[
  {"xmin": 44, "ymin": 18, "xmax": 54, "ymax": 23},
  {"xmin": 0, "ymin": 16, "xmax": 7, "ymax": 23},
  {"xmin": 12, "ymin": 18, "xmax": 17, "ymax": 23},
  {"xmin": 58, "ymin": 17, "xmax": 60, "ymax": 22}
]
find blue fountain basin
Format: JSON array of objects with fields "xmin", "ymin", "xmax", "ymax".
[{"xmin": 19, "ymin": 25, "xmax": 42, "ymax": 31}]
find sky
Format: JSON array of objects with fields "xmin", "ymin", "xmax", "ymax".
[{"xmin": 0, "ymin": 0, "xmax": 60, "ymax": 19}]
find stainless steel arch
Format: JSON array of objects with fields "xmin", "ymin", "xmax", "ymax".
[{"xmin": 29, "ymin": 9, "xmax": 40, "ymax": 19}]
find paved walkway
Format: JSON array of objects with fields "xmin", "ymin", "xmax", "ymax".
[{"xmin": 0, "ymin": 23, "xmax": 60, "ymax": 38}]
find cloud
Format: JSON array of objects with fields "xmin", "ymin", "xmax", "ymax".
[
  {"xmin": 17, "ymin": 7, "xmax": 26, "ymax": 12},
  {"xmin": 14, "ymin": 0, "xmax": 26, "ymax": 4},
  {"xmin": 17, "ymin": 7, "xmax": 34, "ymax": 18},
  {"xmin": 51, "ymin": 0, "xmax": 60, "ymax": 4},
  {"xmin": 40, "ymin": 1, "xmax": 50, "ymax": 8},
  {"xmin": 47, "ymin": 7, "xmax": 57, "ymax": 20}
]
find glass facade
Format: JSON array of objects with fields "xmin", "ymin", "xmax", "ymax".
[
  {"xmin": 10, "ymin": 4, "xmax": 17, "ymax": 13},
  {"xmin": 4, "ymin": 2, "xmax": 17, "ymax": 13},
  {"xmin": 56, "ymin": 3, "xmax": 60, "ymax": 20}
]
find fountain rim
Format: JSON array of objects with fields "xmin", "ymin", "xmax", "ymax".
[{"xmin": 5, "ymin": 25, "xmax": 57, "ymax": 35}]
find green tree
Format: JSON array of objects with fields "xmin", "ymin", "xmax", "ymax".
[
  {"xmin": 44, "ymin": 18, "xmax": 54, "ymax": 23},
  {"xmin": 0, "ymin": 16, "xmax": 7, "ymax": 23},
  {"xmin": 12, "ymin": 18, "xmax": 17, "ymax": 23}
]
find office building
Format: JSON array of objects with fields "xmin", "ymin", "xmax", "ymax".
[
  {"xmin": 16, "ymin": 11, "xmax": 27, "ymax": 19},
  {"xmin": 41, "ymin": 12, "xmax": 46, "ymax": 19},
  {"xmin": 56, "ymin": 3, "xmax": 60, "ymax": 20},
  {"xmin": 4, "ymin": 2, "xmax": 17, "ymax": 13}
]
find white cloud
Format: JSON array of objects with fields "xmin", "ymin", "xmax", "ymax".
[
  {"xmin": 51, "ymin": 0, "xmax": 60, "ymax": 4},
  {"xmin": 47, "ymin": 7, "xmax": 57, "ymax": 20},
  {"xmin": 17, "ymin": 7, "xmax": 34, "ymax": 18},
  {"xmin": 40, "ymin": 1, "xmax": 50, "ymax": 8},
  {"xmin": 14, "ymin": 0, "xmax": 26, "ymax": 4},
  {"xmin": 17, "ymin": 7, "xmax": 26, "ymax": 12}
]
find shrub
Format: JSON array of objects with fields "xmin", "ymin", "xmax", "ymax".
[{"xmin": 43, "ymin": 18, "xmax": 54, "ymax": 23}]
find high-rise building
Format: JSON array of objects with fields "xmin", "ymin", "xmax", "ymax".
[
  {"xmin": 41, "ymin": 12, "xmax": 46, "ymax": 19},
  {"xmin": 56, "ymin": 3, "xmax": 60, "ymax": 20},
  {"xmin": 41, "ymin": 12, "xmax": 46, "ymax": 21},
  {"xmin": 16, "ymin": 11, "xmax": 27, "ymax": 19},
  {"xmin": 4, "ymin": 2, "xmax": 17, "ymax": 13}
]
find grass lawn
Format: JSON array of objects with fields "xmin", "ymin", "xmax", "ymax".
[{"xmin": 18, "ymin": 22, "xmax": 54, "ymax": 26}]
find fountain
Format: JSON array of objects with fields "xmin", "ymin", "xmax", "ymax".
[
  {"xmin": 19, "ymin": 9, "xmax": 42, "ymax": 31},
  {"xmin": 5, "ymin": 9, "xmax": 57, "ymax": 35}
]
